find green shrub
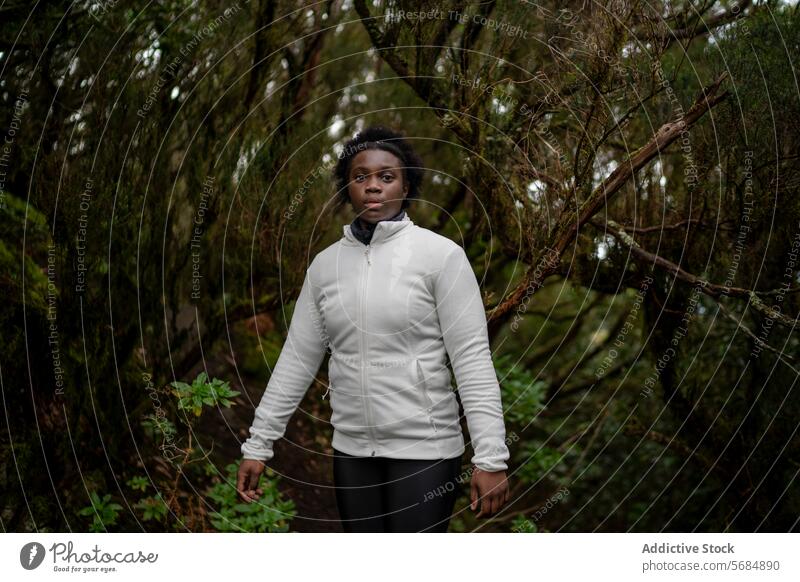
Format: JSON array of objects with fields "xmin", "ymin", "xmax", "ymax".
[
  {"xmin": 495, "ymin": 353, "xmax": 547, "ymax": 426},
  {"xmin": 170, "ymin": 372, "xmax": 241, "ymax": 417},
  {"xmin": 78, "ymin": 491, "xmax": 123, "ymax": 532},
  {"xmin": 510, "ymin": 515, "xmax": 539, "ymax": 532},
  {"xmin": 206, "ymin": 462, "xmax": 295, "ymax": 532}
]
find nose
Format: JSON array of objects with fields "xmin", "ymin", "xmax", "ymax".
[{"xmin": 364, "ymin": 174, "xmax": 382, "ymax": 192}]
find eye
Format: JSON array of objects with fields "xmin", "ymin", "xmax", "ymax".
[
  {"xmin": 381, "ymin": 173, "xmax": 395, "ymax": 182},
  {"xmin": 354, "ymin": 174, "xmax": 365, "ymax": 182}
]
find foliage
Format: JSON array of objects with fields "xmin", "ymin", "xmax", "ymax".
[
  {"xmin": 511, "ymin": 516, "xmax": 540, "ymax": 533},
  {"xmin": 78, "ymin": 492, "xmax": 124, "ymax": 533},
  {"xmin": 134, "ymin": 492, "xmax": 170, "ymax": 523},
  {"xmin": 515, "ymin": 442, "xmax": 571, "ymax": 487},
  {"xmin": 170, "ymin": 372, "xmax": 241, "ymax": 417},
  {"xmin": 126, "ymin": 476, "xmax": 150, "ymax": 493},
  {"xmin": 496, "ymin": 352, "xmax": 548, "ymax": 426},
  {"xmin": 205, "ymin": 463, "xmax": 296, "ymax": 533}
]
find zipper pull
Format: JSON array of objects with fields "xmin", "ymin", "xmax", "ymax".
[
  {"xmin": 322, "ymin": 384, "xmax": 331, "ymax": 400},
  {"xmin": 365, "ymin": 245, "xmax": 372, "ymax": 265}
]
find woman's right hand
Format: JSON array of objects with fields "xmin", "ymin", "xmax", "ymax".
[{"xmin": 237, "ymin": 458, "xmax": 266, "ymax": 503}]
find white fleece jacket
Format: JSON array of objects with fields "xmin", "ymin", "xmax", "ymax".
[{"xmin": 241, "ymin": 212, "xmax": 510, "ymax": 472}]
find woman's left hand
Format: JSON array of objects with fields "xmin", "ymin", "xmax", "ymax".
[{"xmin": 470, "ymin": 467, "xmax": 509, "ymax": 518}]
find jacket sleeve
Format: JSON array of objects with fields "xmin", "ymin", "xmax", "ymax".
[
  {"xmin": 240, "ymin": 262, "xmax": 328, "ymax": 462},
  {"xmin": 433, "ymin": 244, "xmax": 510, "ymax": 472}
]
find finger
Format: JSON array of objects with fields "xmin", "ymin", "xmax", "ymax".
[
  {"xmin": 251, "ymin": 467, "xmax": 263, "ymax": 485},
  {"xmin": 239, "ymin": 488, "xmax": 253, "ymax": 503},
  {"xmin": 480, "ymin": 496, "xmax": 493, "ymax": 518},
  {"xmin": 496, "ymin": 486, "xmax": 506, "ymax": 506},
  {"xmin": 237, "ymin": 478, "xmax": 252, "ymax": 503},
  {"xmin": 237, "ymin": 468, "xmax": 247, "ymax": 493},
  {"xmin": 470, "ymin": 481, "xmax": 478, "ymax": 511},
  {"xmin": 479, "ymin": 497, "xmax": 492, "ymax": 518},
  {"xmin": 477, "ymin": 491, "xmax": 489, "ymax": 518},
  {"xmin": 489, "ymin": 495, "xmax": 501, "ymax": 516}
]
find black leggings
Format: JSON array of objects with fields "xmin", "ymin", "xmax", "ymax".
[{"xmin": 333, "ymin": 448, "xmax": 463, "ymax": 532}]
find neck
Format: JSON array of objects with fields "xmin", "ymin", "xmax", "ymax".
[
  {"xmin": 357, "ymin": 208, "xmax": 405, "ymax": 229},
  {"xmin": 350, "ymin": 207, "xmax": 406, "ymax": 245}
]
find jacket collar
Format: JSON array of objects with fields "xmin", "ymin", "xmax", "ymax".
[
  {"xmin": 342, "ymin": 210, "xmax": 415, "ymax": 246},
  {"xmin": 349, "ymin": 207, "xmax": 405, "ymax": 244}
]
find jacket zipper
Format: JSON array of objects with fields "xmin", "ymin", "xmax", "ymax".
[
  {"xmin": 361, "ymin": 244, "xmax": 377, "ymax": 455},
  {"xmin": 416, "ymin": 359, "xmax": 438, "ymax": 433}
]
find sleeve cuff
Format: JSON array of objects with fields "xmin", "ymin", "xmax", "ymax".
[
  {"xmin": 473, "ymin": 459, "xmax": 508, "ymax": 473},
  {"xmin": 241, "ymin": 441, "xmax": 274, "ymax": 462}
]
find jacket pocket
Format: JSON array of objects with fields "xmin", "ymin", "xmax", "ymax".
[
  {"xmin": 415, "ymin": 359, "xmax": 438, "ymax": 433},
  {"xmin": 328, "ymin": 356, "xmax": 367, "ymax": 435}
]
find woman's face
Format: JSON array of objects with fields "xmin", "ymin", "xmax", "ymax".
[{"xmin": 347, "ymin": 148, "xmax": 408, "ymax": 224}]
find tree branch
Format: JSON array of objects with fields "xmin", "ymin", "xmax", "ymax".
[
  {"xmin": 636, "ymin": 0, "xmax": 753, "ymax": 45},
  {"xmin": 623, "ymin": 417, "xmax": 724, "ymax": 477},
  {"xmin": 598, "ymin": 219, "xmax": 799, "ymax": 328},
  {"xmin": 353, "ymin": 0, "xmax": 474, "ymax": 143},
  {"xmin": 487, "ymin": 73, "xmax": 730, "ymax": 332}
]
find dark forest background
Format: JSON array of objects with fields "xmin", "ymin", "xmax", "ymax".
[{"xmin": 1, "ymin": 0, "xmax": 799, "ymax": 532}]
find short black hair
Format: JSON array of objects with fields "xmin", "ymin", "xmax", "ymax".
[{"xmin": 332, "ymin": 125, "xmax": 425, "ymax": 211}]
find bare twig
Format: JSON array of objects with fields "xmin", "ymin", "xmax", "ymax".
[
  {"xmin": 599, "ymin": 219, "xmax": 799, "ymax": 328},
  {"xmin": 488, "ymin": 74, "xmax": 729, "ymax": 330}
]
